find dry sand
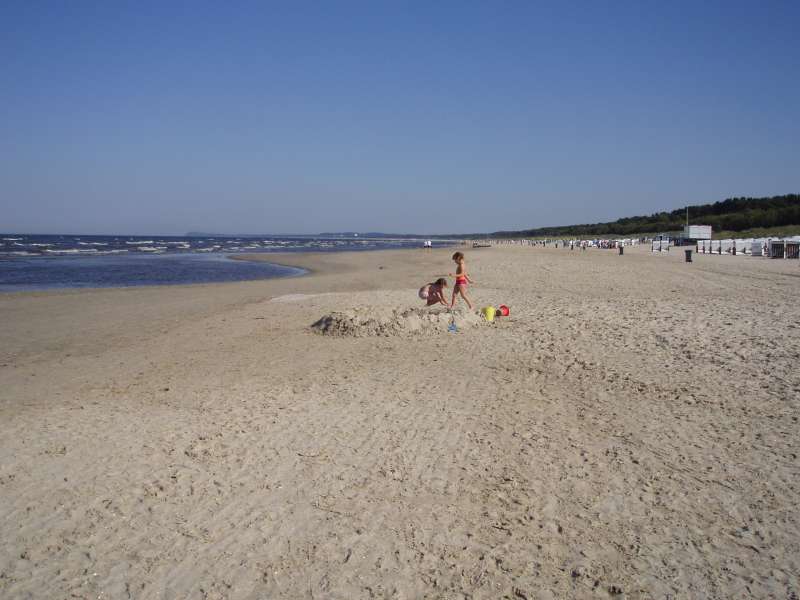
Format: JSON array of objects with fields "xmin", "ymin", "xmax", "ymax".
[{"xmin": 1, "ymin": 246, "xmax": 799, "ymax": 599}]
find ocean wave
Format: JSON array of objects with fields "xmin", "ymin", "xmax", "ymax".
[
  {"xmin": 44, "ymin": 248, "xmax": 98, "ymax": 254},
  {"xmin": 1, "ymin": 235, "xmax": 450, "ymax": 262}
]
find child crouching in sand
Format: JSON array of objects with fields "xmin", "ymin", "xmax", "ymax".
[
  {"xmin": 419, "ymin": 278, "xmax": 449, "ymax": 307},
  {"xmin": 449, "ymin": 251, "xmax": 474, "ymax": 309}
]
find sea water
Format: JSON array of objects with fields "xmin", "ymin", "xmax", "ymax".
[{"xmin": 0, "ymin": 234, "xmax": 451, "ymax": 292}]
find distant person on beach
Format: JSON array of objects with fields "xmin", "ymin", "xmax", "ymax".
[
  {"xmin": 419, "ymin": 278, "xmax": 449, "ymax": 306},
  {"xmin": 449, "ymin": 251, "xmax": 474, "ymax": 309}
]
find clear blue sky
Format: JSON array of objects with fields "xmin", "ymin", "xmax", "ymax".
[{"xmin": 1, "ymin": 1, "xmax": 798, "ymax": 235}]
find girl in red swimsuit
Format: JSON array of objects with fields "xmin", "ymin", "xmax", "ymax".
[{"xmin": 449, "ymin": 251, "xmax": 474, "ymax": 309}]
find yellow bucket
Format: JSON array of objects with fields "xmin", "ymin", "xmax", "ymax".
[{"xmin": 481, "ymin": 306, "xmax": 496, "ymax": 322}]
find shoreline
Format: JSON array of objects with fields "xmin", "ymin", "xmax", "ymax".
[
  {"xmin": 0, "ymin": 246, "xmax": 459, "ymax": 370},
  {"xmin": 0, "ymin": 245, "xmax": 455, "ymax": 297},
  {"xmin": 230, "ymin": 243, "xmax": 459, "ymax": 277}
]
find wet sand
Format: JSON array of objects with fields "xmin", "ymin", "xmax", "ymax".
[{"xmin": 1, "ymin": 245, "xmax": 799, "ymax": 598}]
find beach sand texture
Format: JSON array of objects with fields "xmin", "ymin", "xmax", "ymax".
[{"xmin": 1, "ymin": 246, "xmax": 799, "ymax": 599}]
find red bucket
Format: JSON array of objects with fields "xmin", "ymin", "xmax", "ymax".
[{"xmin": 498, "ymin": 304, "xmax": 510, "ymax": 317}]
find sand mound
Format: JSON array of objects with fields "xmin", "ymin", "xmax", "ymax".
[{"xmin": 311, "ymin": 306, "xmax": 482, "ymax": 337}]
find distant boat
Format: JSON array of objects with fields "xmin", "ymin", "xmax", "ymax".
[{"xmin": 473, "ymin": 241, "xmax": 492, "ymax": 248}]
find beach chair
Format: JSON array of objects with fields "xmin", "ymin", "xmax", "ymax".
[
  {"xmin": 768, "ymin": 240, "xmax": 785, "ymax": 259},
  {"xmin": 734, "ymin": 239, "xmax": 749, "ymax": 255}
]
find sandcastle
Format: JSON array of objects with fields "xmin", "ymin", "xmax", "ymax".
[{"xmin": 311, "ymin": 306, "xmax": 482, "ymax": 337}]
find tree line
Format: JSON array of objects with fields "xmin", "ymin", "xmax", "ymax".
[{"xmin": 487, "ymin": 194, "xmax": 800, "ymax": 238}]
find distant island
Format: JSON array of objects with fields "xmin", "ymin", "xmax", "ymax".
[{"xmin": 184, "ymin": 232, "xmax": 436, "ymax": 239}]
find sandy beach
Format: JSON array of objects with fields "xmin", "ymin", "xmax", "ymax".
[{"xmin": 1, "ymin": 245, "xmax": 799, "ymax": 599}]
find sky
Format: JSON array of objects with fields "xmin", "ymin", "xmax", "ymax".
[{"xmin": 1, "ymin": 1, "xmax": 798, "ymax": 235}]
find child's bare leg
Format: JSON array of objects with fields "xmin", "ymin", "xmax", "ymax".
[{"xmin": 459, "ymin": 287, "xmax": 473, "ymax": 310}]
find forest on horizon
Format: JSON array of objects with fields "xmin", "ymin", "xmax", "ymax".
[{"xmin": 487, "ymin": 194, "xmax": 800, "ymax": 238}]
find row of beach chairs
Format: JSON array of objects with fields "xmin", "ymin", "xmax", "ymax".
[{"xmin": 696, "ymin": 238, "xmax": 800, "ymax": 259}]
